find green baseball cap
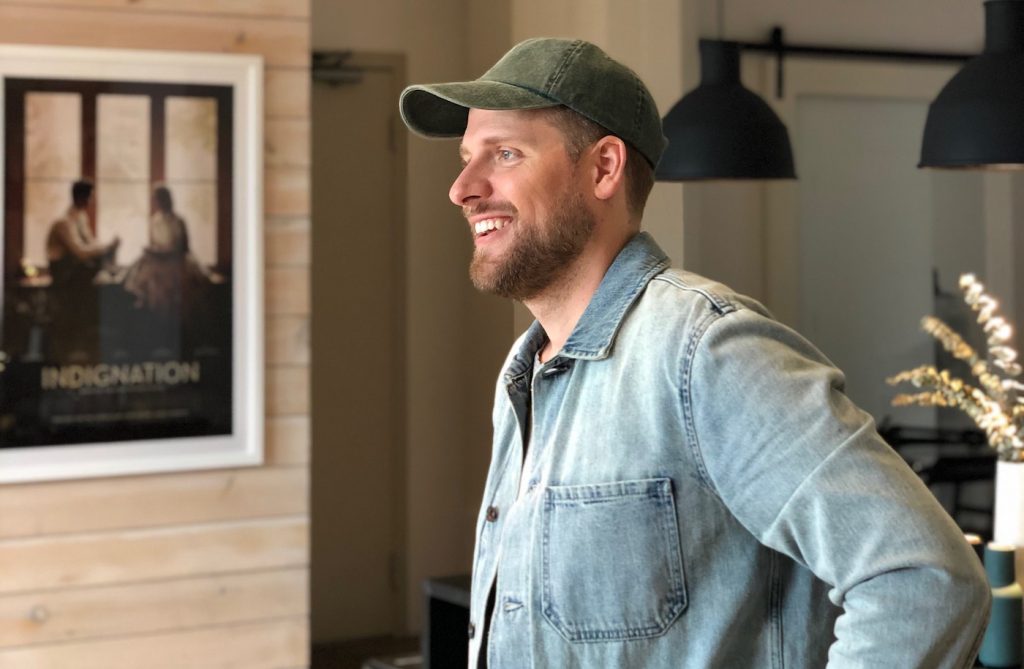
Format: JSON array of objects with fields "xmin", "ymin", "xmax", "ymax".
[{"xmin": 399, "ymin": 37, "xmax": 667, "ymax": 168}]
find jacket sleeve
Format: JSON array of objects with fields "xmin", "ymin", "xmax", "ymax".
[{"xmin": 687, "ymin": 306, "xmax": 990, "ymax": 668}]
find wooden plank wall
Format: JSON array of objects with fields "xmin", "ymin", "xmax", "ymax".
[{"xmin": 0, "ymin": 1, "xmax": 311, "ymax": 667}]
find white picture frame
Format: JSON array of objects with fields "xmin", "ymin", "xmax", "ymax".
[{"xmin": 0, "ymin": 44, "xmax": 264, "ymax": 482}]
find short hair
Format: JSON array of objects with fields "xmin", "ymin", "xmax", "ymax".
[
  {"xmin": 536, "ymin": 106, "xmax": 655, "ymax": 220},
  {"xmin": 154, "ymin": 185, "xmax": 174, "ymax": 212},
  {"xmin": 71, "ymin": 180, "xmax": 93, "ymax": 208}
]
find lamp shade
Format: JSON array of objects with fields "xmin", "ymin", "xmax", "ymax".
[
  {"xmin": 919, "ymin": 0, "xmax": 1024, "ymax": 169},
  {"xmin": 656, "ymin": 40, "xmax": 796, "ymax": 181}
]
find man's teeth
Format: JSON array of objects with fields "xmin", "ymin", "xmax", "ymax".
[{"xmin": 474, "ymin": 218, "xmax": 508, "ymax": 235}]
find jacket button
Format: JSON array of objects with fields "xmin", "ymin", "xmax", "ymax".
[
  {"xmin": 485, "ymin": 506, "xmax": 499, "ymax": 522},
  {"xmin": 468, "ymin": 622, "xmax": 476, "ymax": 639}
]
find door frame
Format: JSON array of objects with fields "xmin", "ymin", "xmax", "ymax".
[{"xmin": 310, "ymin": 50, "xmax": 409, "ymax": 640}]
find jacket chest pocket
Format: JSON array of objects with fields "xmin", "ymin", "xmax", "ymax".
[{"xmin": 541, "ymin": 477, "xmax": 687, "ymax": 643}]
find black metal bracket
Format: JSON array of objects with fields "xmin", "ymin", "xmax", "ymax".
[{"xmin": 311, "ymin": 50, "xmax": 363, "ymax": 86}]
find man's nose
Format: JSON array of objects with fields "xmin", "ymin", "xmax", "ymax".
[{"xmin": 449, "ymin": 161, "xmax": 491, "ymax": 207}]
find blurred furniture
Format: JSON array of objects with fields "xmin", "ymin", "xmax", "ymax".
[
  {"xmin": 423, "ymin": 575, "xmax": 471, "ymax": 669},
  {"xmin": 880, "ymin": 422, "xmax": 995, "ymax": 536},
  {"xmin": 362, "ymin": 655, "xmax": 422, "ymax": 669}
]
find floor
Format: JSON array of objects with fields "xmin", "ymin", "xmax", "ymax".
[{"xmin": 311, "ymin": 635, "xmax": 421, "ymax": 669}]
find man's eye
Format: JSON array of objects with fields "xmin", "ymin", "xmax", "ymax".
[{"xmin": 498, "ymin": 149, "xmax": 517, "ymax": 161}]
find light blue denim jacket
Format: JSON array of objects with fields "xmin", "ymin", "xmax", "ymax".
[{"xmin": 469, "ymin": 232, "xmax": 989, "ymax": 668}]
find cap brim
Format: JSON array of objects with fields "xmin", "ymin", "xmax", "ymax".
[{"xmin": 400, "ymin": 80, "xmax": 558, "ymax": 138}]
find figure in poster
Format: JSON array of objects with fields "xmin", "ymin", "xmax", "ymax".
[
  {"xmin": 124, "ymin": 185, "xmax": 214, "ymax": 316},
  {"xmin": 123, "ymin": 185, "xmax": 216, "ymax": 355},
  {"xmin": 44, "ymin": 179, "xmax": 119, "ymax": 361},
  {"xmin": 45, "ymin": 180, "xmax": 119, "ymax": 287}
]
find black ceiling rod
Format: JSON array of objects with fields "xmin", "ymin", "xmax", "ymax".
[{"xmin": 731, "ymin": 25, "xmax": 975, "ymax": 100}]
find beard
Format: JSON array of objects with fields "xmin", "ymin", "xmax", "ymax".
[{"xmin": 468, "ymin": 189, "xmax": 596, "ymax": 301}]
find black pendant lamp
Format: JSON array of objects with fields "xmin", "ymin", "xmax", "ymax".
[
  {"xmin": 656, "ymin": 39, "xmax": 796, "ymax": 181},
  {"xmin": 920, "ymin": 0, "xmax": 1024, "ymax": 169}
]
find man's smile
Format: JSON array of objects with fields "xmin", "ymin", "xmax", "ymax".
[{"xmin": 473, "ymin": 217, "xmax": 511, "ymax": 238}]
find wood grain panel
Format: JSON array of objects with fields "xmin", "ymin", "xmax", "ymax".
[
  {"xmin": 266, "ymin": 166, "xmax": 311, "ymax": 216},
  {"xmin": 265, "ymin": 367, "xmax": 310, "ymax": 417},
  {"xmin": 266, "ymin": 119, "xmax": 311, "ymax": 168},
  {"xmin": 0, "ymin": 468, "xmax": 307, "ymax": 540},
  {"xmin": 0, "ymin": 0, "xmax": 311, "ymax": 661},
  {"xmin": 0, "ymin": 0, "xmax": 309, "ymax": 19},
  {"xmin": 266, "ymin": 266, "xmax": 310, "ymax": 316},
  {"xmin": 265, "ymin": 416, "xmax": 310, "ymax": 465},
  {"xmin": 0, "ymin": 617, "xmax": 309, "ymax": 668},
  {"xmin": 267, "ymin": 316, "xmax": 310, "ymax": 365},
  {"xmin": 266, "ymin": 67, "xmax": 311, "ymax": 119},
  {"xmin": 0, "ymin": 518, "xmax": 307, "ymax": 595},
  {"xmin": 0, "ymin": 568, "xmax": 307, "ymax": 647},
  {"xmin": 266, "ymin": 217, "xmax": 311, "ymax": 266},
  {"xmin": 0, "ymin": 5, "xmax": 307, "ymax": 66}
]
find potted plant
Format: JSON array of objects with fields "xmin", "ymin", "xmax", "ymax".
[{"xmin": 888, "ymin": 274, "xmax": 1024, "ymax": 544}]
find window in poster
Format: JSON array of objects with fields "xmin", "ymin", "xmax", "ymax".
[{"xmin": 0, "ymin": 45, "xmax": 264, "ymax": 482}]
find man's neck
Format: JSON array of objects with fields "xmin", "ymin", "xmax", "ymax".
[{"xmin": 525, "ymin": 230, "xmax": 635, "ymax": 363}]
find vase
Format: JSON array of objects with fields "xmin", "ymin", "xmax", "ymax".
[
  {"xmin": 978, "ymin": 543, "xmax": 1023, "ymax": 668},
  {"xmin": 995, "ymin": 461, "xmax": 1024, "ymax": 547}
]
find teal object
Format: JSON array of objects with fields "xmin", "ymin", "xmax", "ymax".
[{"xmin": 979, "ymin": 544, "xmax": 1023, "ymax": 668}]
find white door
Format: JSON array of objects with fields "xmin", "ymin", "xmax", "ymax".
[{"xmin": 758, "ymin": 57, "xmax": 1007, "ymax": 429}]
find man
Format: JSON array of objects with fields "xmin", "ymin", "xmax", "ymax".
[
  {"xmin": 400, "ymin": 38, "xmax": 989, "ymax": 668},
  {"xmin": 45, "ymin": 179, "xmax": 118, "ymax": 360},
  {"xmin": 46, "ymin": 179, "xmax": 119, "ymax": 286}
]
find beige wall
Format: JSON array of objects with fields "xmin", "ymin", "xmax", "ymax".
[{"xmin": 0, "ymin": 1, "xmax": 310, "ymax": 666}]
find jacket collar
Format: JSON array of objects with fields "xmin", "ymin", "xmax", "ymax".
[{"xmin": 504, "ymin": 232, "xmax": 670, "ymax": 380}]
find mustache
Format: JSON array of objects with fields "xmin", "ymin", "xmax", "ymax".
[{"xmin": 463, "ymin": 201, "xmax": 518, "ymax": 219}]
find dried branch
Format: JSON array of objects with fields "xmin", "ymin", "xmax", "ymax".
[{"xmin": 888, "ymin": 274, "xmax": 1024, "ymax": 461}]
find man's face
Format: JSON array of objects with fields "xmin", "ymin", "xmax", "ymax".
[{"xmin": 450, "ymin": 108, "xmax": 596, "ymax": 301}]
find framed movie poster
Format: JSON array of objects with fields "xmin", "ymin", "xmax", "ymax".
[{"xmin": 0, "ymin": 45, "xmax": 264, "ymax": 482}]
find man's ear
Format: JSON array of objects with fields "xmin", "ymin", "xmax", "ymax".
[{"xmin": 590, "ymin": 136, "xmax": 628, "ymax": 203}]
